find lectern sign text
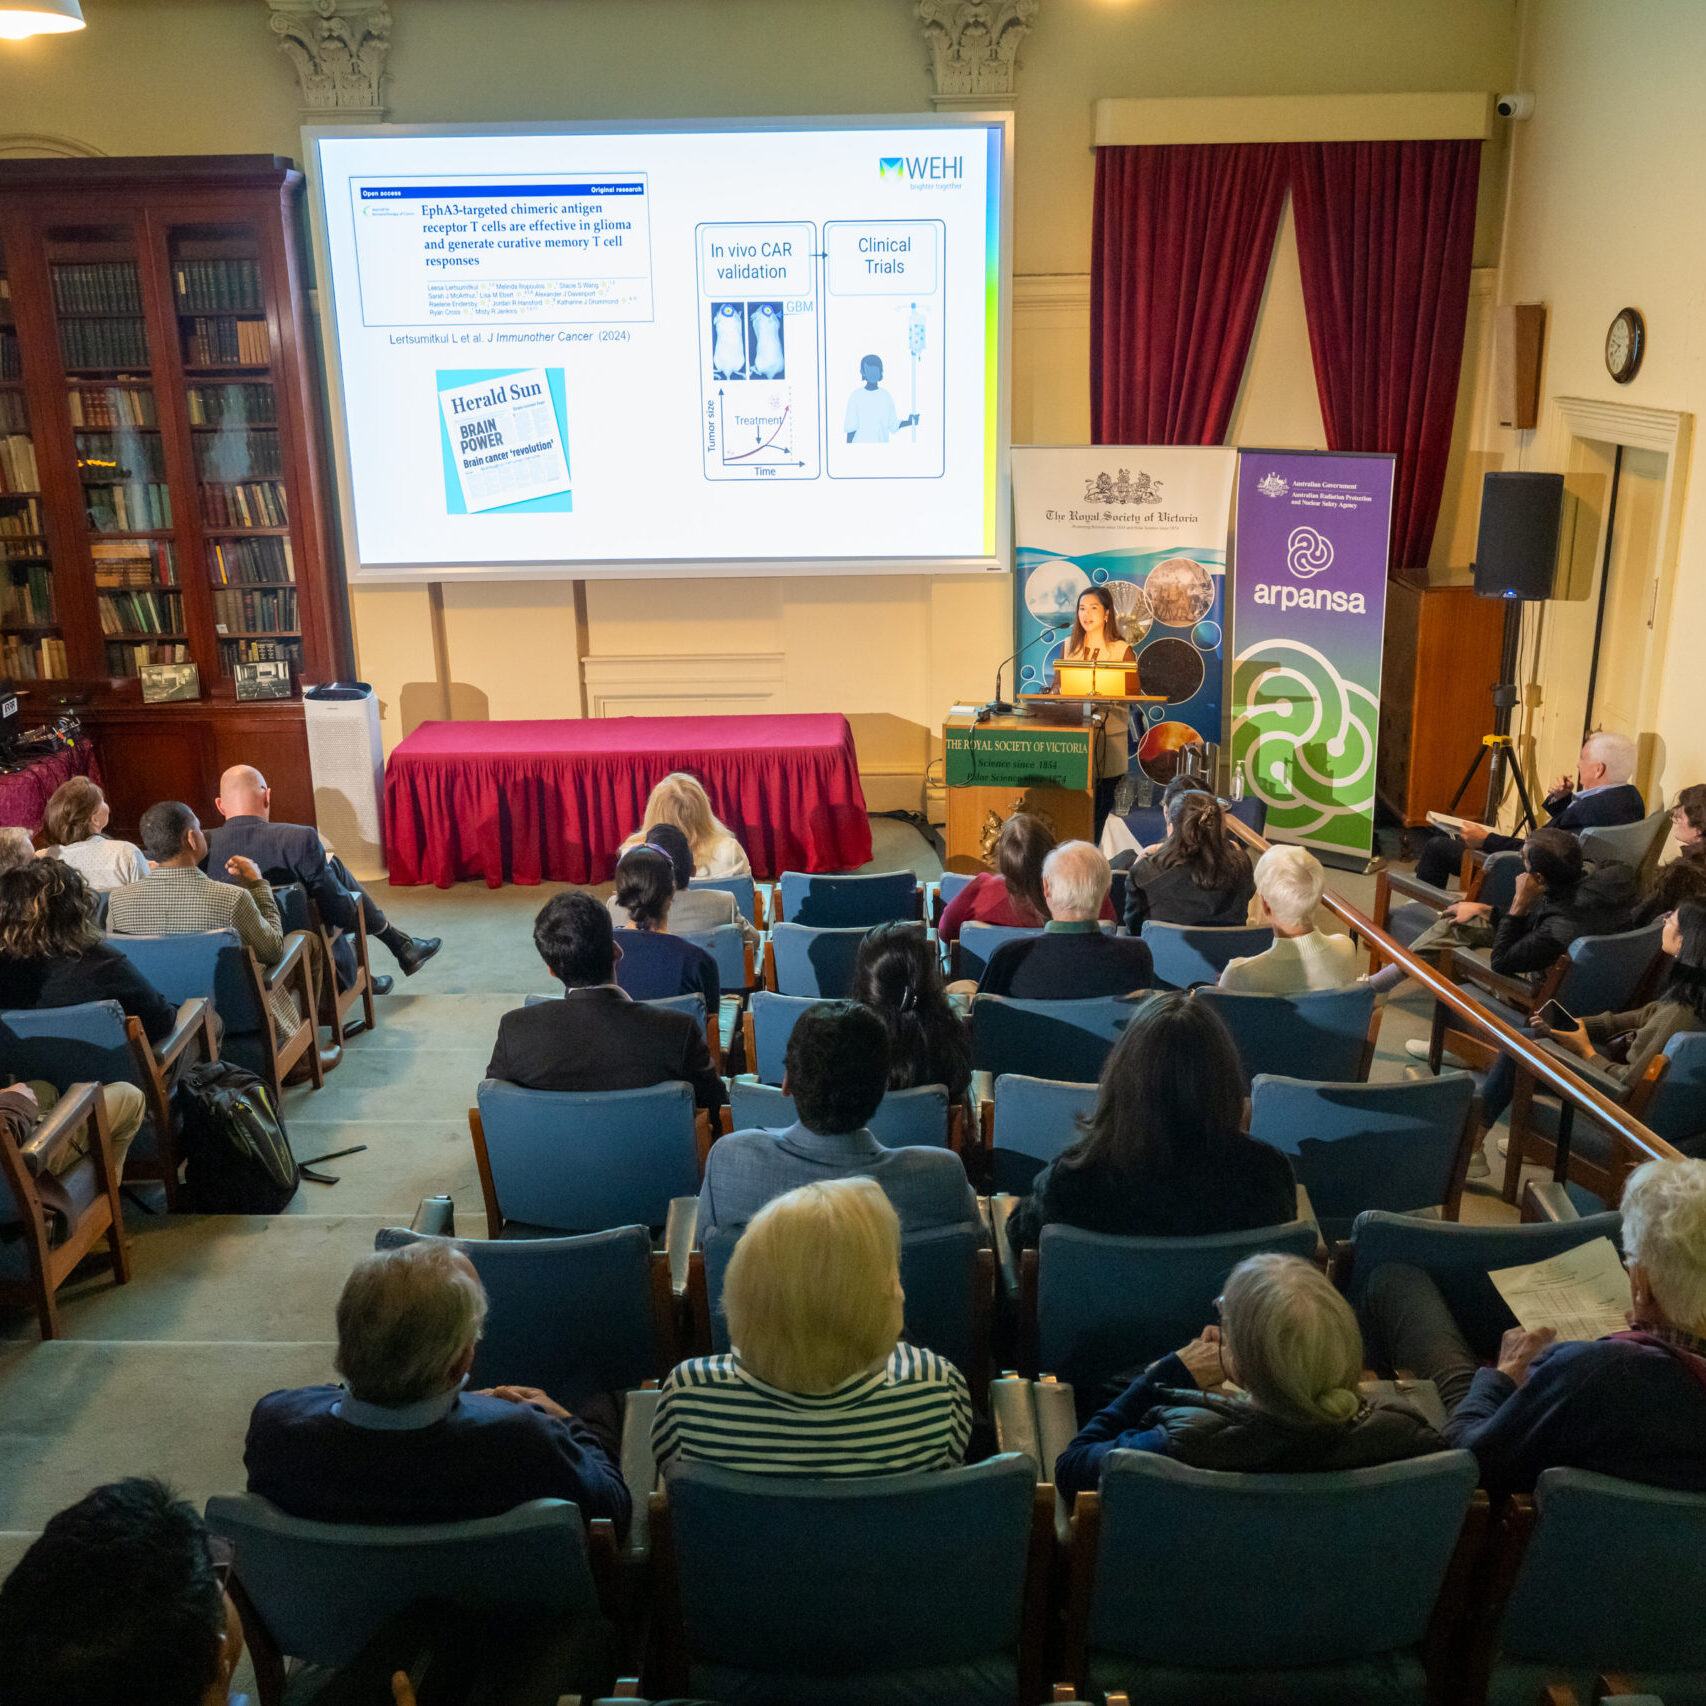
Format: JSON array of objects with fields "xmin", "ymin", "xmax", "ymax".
[{"xmin": 945, "ymin": 727, "xmax": 1090, "ymax": 790}]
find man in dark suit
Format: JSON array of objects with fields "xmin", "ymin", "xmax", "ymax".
[
  {"xmin": 207, "ymin": 765, "xmax": 440, "ymax": 994},
  {"xmin": 979, "ymin": 840, "xmax": 1154, "ymax": 998},
  {"xmin": 1415, "ymin": 730, "xmax": 1646, "ymax": 888},
  {"xmin": 487, "ymin": 890, "xmax": 726, "ymax": 1110}
]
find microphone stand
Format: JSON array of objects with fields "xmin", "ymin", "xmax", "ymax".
[{"xmin": 979, "ymin": 625, "xmax": 1062, "ymax": 722}]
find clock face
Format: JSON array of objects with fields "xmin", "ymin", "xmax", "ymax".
[{"xmin": 1607, "ymin": 307, "xmax": 1644, "ymax": 383}]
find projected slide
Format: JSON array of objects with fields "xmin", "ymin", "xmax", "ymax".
[{"xmin": 307, "ymin": 121, "xmax": 1008, "ymax": 577}]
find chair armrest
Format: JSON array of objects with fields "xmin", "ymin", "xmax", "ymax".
[
  {"xmin": 1447, "ymin": 945, "xmax": 1543, "ymax": 1009},
  {"xmin": 410, "ymin": 1194, "xmax": 455, "ymax": 1236},
  {"xmin": 664, "ymin": 1195, "xmax": 698, "ymax": 1296},
  {"xmin": 987, "ymin": 1193, "xmax": 1021, "ymax": 1298},
  {"xmin": 155, "ymin": 997, "xmax": 214, "ymax": 1071},
  {"xmin": 265, "ymin": 929, "xmax": 312, "ymax": 990},
  {"xmin": 1383, "ymin": 871, "xmax": 1458, "ymax": 909},
  {"xmin": 990, "ymin": 1375, "xmax": 1041, "ymax": 1471},
  {"xmin": 1033, "ymin": 1378, "xmax": 1079, "ymax": 1545},
  {"xmin": 18, "ymin": 1081, "xmax": 100, "ymax": 1176},
  {"xmin": 1522, "ymin": 1180, "xmax": 1584, "ymax": 1224},
  {"xmin": 619, "ymin": 1385, "xmax": 663, "ymax": 1562}
]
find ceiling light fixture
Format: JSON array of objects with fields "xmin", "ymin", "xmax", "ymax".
[{"xmin": 0, "ymin": 0, "xmax": 85, "ymax": 42}]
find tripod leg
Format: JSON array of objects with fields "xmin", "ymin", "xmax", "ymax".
[
  {"xmin": 1507, "ymin": 748, "xmax": 1540, "ymax": 834},
  {"xmin": 1448, "ymin": 742, "xmax": 1488, "ymax": 813}
]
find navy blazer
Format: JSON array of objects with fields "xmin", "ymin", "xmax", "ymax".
[
  {"xmin": 1481, "ymin": 783, "xmax": 1646, "ymax": 857},
  {"xmin": 978, "ymin": 923, "xmax": 1154, "ymax": 999},
  {"xmin": 206, "ymin": 814, "xmax": 359, "ymax": 934}
]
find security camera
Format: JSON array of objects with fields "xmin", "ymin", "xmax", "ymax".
[{"xmin": 1496, "ymin": 93, "xmax": 1535, "ymax": 120}]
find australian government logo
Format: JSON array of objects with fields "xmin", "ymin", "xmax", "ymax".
[
  {"xmin": 1256, "ymin": 472, "xmax": 1289, "ymax": 499},
  {"xmin": 1252, "ymin": 524, "xmax": 1365, "ymax": 612}
]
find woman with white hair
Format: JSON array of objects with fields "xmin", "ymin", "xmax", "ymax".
[
  {"xmin": 652, "ymin": 1178, "xmax": 972, "ymax": 1474},
  {"xmin": 1217, "ymin": 843, "xmax": 1359, "ymax": 994},
  {"xmin": 1055, "ymin": 1253, "xmax": 1444, "ymax": 1497},
  {"xmin": 1361, "ymin": 1157, "xmax": 1706, "ymax": 1496}
]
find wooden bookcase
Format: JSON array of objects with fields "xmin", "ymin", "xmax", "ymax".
[{"xmin": 0, "ymin": 155, "xmax": 353, "ymax": 829}]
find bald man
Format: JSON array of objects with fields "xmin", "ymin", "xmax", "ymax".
[{"xmin": 205, "ymin": 766, "xmax": 439, "ymax": 995}]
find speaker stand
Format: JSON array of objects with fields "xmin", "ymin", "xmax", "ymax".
[{"xmin": 1448, "ymin": 597, "xmax": 1538, "ymax": 835}]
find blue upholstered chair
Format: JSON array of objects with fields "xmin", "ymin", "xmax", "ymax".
[
  {"xmin": 777, "ymin": 869, "xmax": 920, "ymax": 927},
  {"xmin": 1374, "ymin": 849, "xmax": 1525, "ymax": 956},
  {"xmin": 1066, "ymin": 1448, "xmax": 1481, "ymax": 1704},
  {"xmin": 471, "ymin": 1079, "xmax": 704, "ymax": 1236},
  {"xmin": 690, "ymin": 874, "xmax": 761, "ymax": 927},
  {"xmin": 1249, "ymin": 1071, "xmax": 1480, "ymax": 1242},
  {"xmin": 1028, "ymin": 1219, "xmax": 1318, "ymax": 1404},
  {"xmin": 651, "ymin": 1455, "xmax": 1048, "ymax": 1705},
  {"xmin": 1580, "ymin": 806, "xmax": 1674, "ymax": 883},
  {"xmin": 742, "ymin": 989, "xmax": 819, "ymax": 1086},
  {"xmin": 931, "ymin": 869, "xmax": 977, "ymax": 923},
  {"xmin": 273, "ymin": 878, "xmax": 376, "ymax": 1048},
  {"xmin": 764, "ymin": 922, "xmax": 870, "ymax": 998},
  {"xmin": 1194, "ymin": 983, "xmax": 1381, "ymax": 1084},
  {"xmin": 726, "ymin": 1077, "xmax": 953, "ymax": 1149},
  {"xmin": 1141, "ymin": 921, "xmax": 1274, "ymax": 990},
  {"xmin": 680, "ymin": 923, "xmax": 752, "ymax": 993},
  {"xmin": 984, "ymin": 1073, "xmax": 1097, "ymax": 1196},
  {"xmin": 204, "ymin": 1494, "xmax": 606, "ymax": 1699},
  {"xmin": 969, "ymin": 993, "xmax": 1134, "ymax": 1084},
  {"xmin": 953, "ymin": 921, "xmax": 1043, "ymax": 983}
]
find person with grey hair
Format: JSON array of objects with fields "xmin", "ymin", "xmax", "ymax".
[
  {"xmin": 1414, "ymin": 728, "xmax": 1646, "ymax": 888},
  {"xmin": 977, "ymin": 840, "xmax": 1154, "ymax": 998},
  {"xmin": 1361, "ymin": 1157, "xmax": 1706, "ymax": 1496},
  {"xmin": 0, "ymin": 826, "xmax": 37, "ymax": 875},
  {"xmin": 1218, "ymin": 843, "xmax": 1359, "ymax": 994},
  {"xmin": 243, "ymin": 1240, "xmax": 630, "ymax": 1530},
  {"xmin": 1054, "ymin": 1253, "xmax": 1443, "ymax": 1496}
]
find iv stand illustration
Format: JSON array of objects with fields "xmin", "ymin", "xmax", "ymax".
[{"xmin": 907, "ymin": 301, "xmax": 924, "ymax": 442}]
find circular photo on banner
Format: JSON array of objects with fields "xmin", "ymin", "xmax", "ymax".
[
  {"xmin": 1191, "ymin": 619, "xmax": 1222, "ymax": 652},
  {"xmin": 1106, "ymin": 579, "xmax": 1153, "ymax": 648},
  {"xmin": 1024, "ymin": 559, "xmax": 1090, "ymax": 628},
  {"xmin": 1138, "ymin": 720, "xmax": 1205, "ymax": 785},
  {"xmin": 1137, "ymin": 637, "xmax": 1205, "ymax": 706},
  {"xmin": 1143, "ymin": 557, "xmax": 1216, "ymax": 627}
]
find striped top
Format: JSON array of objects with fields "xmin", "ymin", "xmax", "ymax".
[{"xmin": 652, "ymin": 1344, "xmax": 972, "ymax": 1476}]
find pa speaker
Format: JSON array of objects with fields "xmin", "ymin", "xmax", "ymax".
[{"xmin": 1474, "ymin": 471, "xmax": 1564, "ymax": 599}]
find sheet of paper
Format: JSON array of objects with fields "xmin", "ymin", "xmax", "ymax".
[
  {"xmin": 438, "ymin": 368, "xmax": 570, "ymax": 513},
  {"xmin": 1426, "ymin": 810, "xmax": 1490, "ymax": 834},
  {"xmin": 1489, "ymin": 1236, "xmax": 1631, "ymax": 1343}
]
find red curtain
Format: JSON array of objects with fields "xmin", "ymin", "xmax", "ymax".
[
  {"xmin": 1286, "ymin": 139, "xmax": 1481, "ymax": 570},
  {"xmin": 1091, "ymin": 143, "xmax": 1288, "ymax": 446}
]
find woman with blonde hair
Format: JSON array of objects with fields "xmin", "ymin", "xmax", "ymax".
[
  {"xmin": 651, "ymin": 1178, "xmax": 972, "ymax": 1475},
  {"xmin": 618, "ymin": 772, "xmax": 751, "ymax": 879},
  {"xmin": 39, "ymin": 776, "xmax": 147, "ymax": 892},
  {"xmin": 1055, "ymin": 1253, "xmax": 1443, "ymax": 1495}
]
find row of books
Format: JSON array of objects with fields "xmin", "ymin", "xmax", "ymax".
[
  {"xmin": 0, "ymin": 498, "xmax": 44, "ymax": 536},
  {"xmin": 209, "ymin": 535, "xmax": 293, "ymax": 586},
  {"xmin": 2, "ymin": 567, "xmax": 55, "ymax": 625},
  {"xmin": 92, "ymin": 539, "xmax": 177, "ymax": 587},
  {"xmin": 201, "ymin": 481, "xmax": 288, "ymax": 529},
  {"xmin": 193, "ymin": 429, "xmax": 282, "ymax": 478},
  {"xmin": 0, "ymin": 433, "xmax": 38, "ymax": 494},
  {"xmin": 59, "ymin": 317, "xmax": 150, "ymax": 372},
  {"xmin": 186, "ymin": 382, "xmax": 274, "ymax": 427},
  {"xmin": 184, "ymin": 317, "xmax": 269, "ymax": 368},
  {"xmin": 86, "ymin": 481, "xmax": 172, "ymax": 532},
  {"xmin": 219, "ymin": 636, "xmax": 301, "ymax": 667},
  {"xmin": 174, "ymin": 258, "xmax": 264, "ymax": 316},
  {"xmin": 108, "ymin": 639, "xmax": 190, "ymax": 677},
  {"xmin": 0, "ymin": 391, "xmax": 26, "ymax": 432},
  {"xmin": 69, "ymin": 386, "xmax": 157, "ymax": 428},
  {"xmin": 1, "ymin": 330, "xmax": 22, "ymax": 380},
  {"xmin": 3, "ymin": 634, "xmax": 69, "ymax": 680},
  {"xmin": 52, "ymin": 261, "xmax": 142, "ymax": 315},
  {"xmin": 100, "ymin": 588, "xmax": 184, "ymax": 635},
  {"xmin": 79, "ymin": 430, "xmax": 168, "ymax": 481},
  {"xmin": 213, "ymin": 586, "xmax": 297, "ymax": 631}
]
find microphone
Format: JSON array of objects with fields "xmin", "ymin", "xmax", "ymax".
[{"xmin": 980, "ymin": 625, "xmax": 1063, "ymax": 721}]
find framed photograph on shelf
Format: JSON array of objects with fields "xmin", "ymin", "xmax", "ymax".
[
  {"xmin": 234, "ymin": 660, "xmax": 293, "ymax": 702},
  {"xmin": 140, "ymin": 662, "xmax": 202, "ymax": 704}
]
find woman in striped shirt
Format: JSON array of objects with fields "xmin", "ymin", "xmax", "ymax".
[{"xmin": 652, "ymin": 1178, "xmax": 971, "ymax": 1476}]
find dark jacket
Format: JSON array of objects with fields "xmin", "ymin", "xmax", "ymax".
[
  {"xmin": 1445, "ymin": 1334, "xmax": 1706, "ymax": 1497},
  {"xmin": 486, "ymin": 983, "xmax": 726, "ymax": 1109},
  {"xmin": 1008, "ymin": 1126, "xmax": 1297, "ymax": 1252},
  {"xmin": 1483, "ymin": 782, "xmax": 1647, "ymax": 856},
  {"xmin": 1488, "ymin": 860, "xmax": 1642, "ymax": 978},
  {"xmin": 1055, "ymin": 1353, "xmax": 1444, "ymax": 1497},
  {"xmin": 206, "ymin": 815, "xmax": 360, "ymax": 935},
  {"xmin": 979, "ymin": 922, "xmax": 1154, "ymax": 1000},
  {"xmin": 613, "ymin": 929, "xmax": 719, "ymax": 1010},
  {"xmin": 0, "ymin": 943, "xmax": 177, "ymax": 1044},
  {"xmin": 1123, "ymin": 845, "xmax": 1255, "ymax": 932},
  {"xmin": 245, "ymin": 1385, "xmax": 632, "ymax": 1532}
]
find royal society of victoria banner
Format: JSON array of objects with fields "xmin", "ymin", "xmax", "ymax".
[
  {"xmin": 1230, "ymin": 450, "xmax": 1395, "ymax": 860},
  {"xmin": 1010, "ymin": 446, "xmax": 1237, "ymax": 786}
]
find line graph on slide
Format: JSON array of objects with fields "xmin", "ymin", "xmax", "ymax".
[{"xmin": 717, "ymin": 394, "xmax": 803, "ymax": 467}]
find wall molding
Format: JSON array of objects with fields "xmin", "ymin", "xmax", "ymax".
[
  {"xmin": 580, "ymin": 651, "xmax": 786, "ymax": 719},
  {"xmin": 267, "ymin": 0, "xmax": 393, "ymax": 121},
  {"xmin": 1095, "ymin": 92, "xmax": 1494, "ymax": 148},
  {"xmin": 916, "ymin": 0, "xmax": 1038, "ymax": 110},
  {"xmin": 0, "ymin": 134, "xmax": 105, "ymax": 157},
  {"xmin": 1013, "ymin": 271, "xmax": 1090, "ymax": 329}
]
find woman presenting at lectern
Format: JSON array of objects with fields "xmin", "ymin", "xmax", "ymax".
[{"xmin": 1062, "ymin": 586, "xmax": 1136, "ymax": 832}]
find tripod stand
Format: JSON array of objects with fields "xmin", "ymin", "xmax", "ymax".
[{"xmin": 1448, "ymin": 598, "xmax": 1538, "ymax": 834}]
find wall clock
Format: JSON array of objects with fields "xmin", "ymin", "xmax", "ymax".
[{"xmin": 1605, "ymin": 307, "xmax": 1645, "ymax": 384}]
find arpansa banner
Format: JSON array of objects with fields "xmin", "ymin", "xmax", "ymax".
[{"xmin": 1230, "ymin": 450, "xmax": 1395, "ymax": 861}]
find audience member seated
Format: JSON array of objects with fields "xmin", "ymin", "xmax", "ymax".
[
  {"xmin": 486, "ymin": 890, "xmax": 725, "ymax": 1110},
  {"xmin": 1008, "ymin": 991, "xmax": 1295, "ymax": 1252},
  {"xmin": 206, "ymin": 764, "xmax": 439, "ymax": 991},
  {"xmin": 1122, "ymin": 783, "xmax": 1256, "ymax": 932},
  {"xmin": 977, "ymin": 842, "xmax": 1153, "ymax": 998},
  {"xmin": 36, "ymin": 777, "xmax": 147, "ymax": 892},
  {"xmin": 1217, "ymin": 845, "xmax": 1358, "ymax": 994},
  {"xmin": 0, "ymin": 1476, "xmax": 246, "ymax": 1706},
  {"xmin": 245, "ymin": 1239, "xmax": 631, "ymax": 1530},
  {"xmin": 0, "ymin": 826, "xmax": 37, "ymax": 876},
  {"xmin": 618, "ymin": 769, "xmax": 751, "ymax": 879},
  {"xmin": 852, "ymin": 922, "xmax": 972, "ymax": 1113},
  {"xmin": 108, "ymin": 800, "xmax": 302, "ymax": 1042},
  {"xmin": 1642, "ymin": 783, "xmax": 1706, "ymax": 921},
  {"xmin": 656, "ymin": 1177, "xmax": 971, "ymax": 1474},
  {"xmin": 1361, "ymin": 1157, "xmax": 1706, "ymax": 1495},
  {"xmin": 610, "ymin": 821, "xmax": 758, "ymax": 946},
  {"xmin": 697, "ymin": 998, "xmax": 976, "ymax": 1238},
  {"xmin": 938, "ymin": 812, "xmax": 1112, "ymax": 942},
  {"xmin": 1055, "ymin": 1253, "xmax": 1444, "ymax": 1497},
  {"xmin": 605, "ymin": 843, "xmax": 718, "ymax": 1007},
  {"xmin": 1414, "ymin": 729, "xmax": 1646, "ymax": 889}
]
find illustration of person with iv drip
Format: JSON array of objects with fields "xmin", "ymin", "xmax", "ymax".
[{"xmin": 844, "ymin": 353, "xmax": 918, "ymax": 444}]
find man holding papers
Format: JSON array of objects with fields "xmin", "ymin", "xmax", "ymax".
[{"xmin": 1360, "ymin": 1159, "xmax": 1706, "ymax": 1496}]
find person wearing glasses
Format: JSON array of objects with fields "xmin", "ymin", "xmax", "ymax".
[{"xmin": 1053, "ymin": 1254, "xmax": 1444, "ymax": 1496}]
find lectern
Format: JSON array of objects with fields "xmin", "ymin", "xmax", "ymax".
[{"xmin": 942, "ymin": 710, "xmax": 1095, "ymax": 870}]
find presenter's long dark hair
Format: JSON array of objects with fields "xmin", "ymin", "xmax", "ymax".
[
  {"xmin": 852, "ymin": 923, "xmax": 971, "ymax": 1103},
  {"xmin": 1067, "ymin": 586, "xmax": 1121, "ymax": 657}
]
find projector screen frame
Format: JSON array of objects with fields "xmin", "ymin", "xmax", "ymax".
[{"xmin": 302, "ymin": 113, "xmax": 1015, "ymax": 584}]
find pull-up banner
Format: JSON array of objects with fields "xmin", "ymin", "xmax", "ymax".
[
  {"xmin": 1230, "ymin": 449, "xmax": 1394, "ymax": 861},
  {"xmin": 1010, "ymin": 446, "xmax": 1236, "ymax": 786}
]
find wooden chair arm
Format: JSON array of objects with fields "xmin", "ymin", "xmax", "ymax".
[
  {"xmin": 761, "ymin": 938, "xmax": 778, "ymax": 992},
  {"xmin": 1447, "ymin": 944, "xmax": 1553, "ymax": 1010},
  {"xmin": 740, "ymin": 938, "xmax": 755, "ymax": 990},
  {"xmin": 266, "ymin": 928, "xmax": 313, "ymax": 991},
  {"xmin": 18, "ymin": 1081, "xmax": 101, "ymax": 1175},
  {"xmin": 693, "ymin": 1109, "xmax": 713, "ymax": 1175},
  {"xmin": 1383, "ymin": 869, "xmax": 1460, "ymax": 911},
  {"xmin": 154, "ymin": 996, "xmax": 214, "ymax": 1071}
]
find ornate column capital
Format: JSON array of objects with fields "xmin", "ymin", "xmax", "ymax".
[
  {"xmin": 916, "ymin": 0, "xmax": 1039, "ymax": 110},
  {"xmin": 266, "ymin": 0, "xmax": 394, "ymax": 122}
]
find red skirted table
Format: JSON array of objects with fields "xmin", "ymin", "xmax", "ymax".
[
  {"xmin": 383, "ymin": 714, "xmax": 873, "ymax": 888},
  {"xmin": 0, "ymin": 739, "xmax": 99, "ymax": 833}
]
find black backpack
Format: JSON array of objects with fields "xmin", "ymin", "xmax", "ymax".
[{"xmin": 176, "ymin": 1060, "xmax": 299, "ymax": 1213}]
